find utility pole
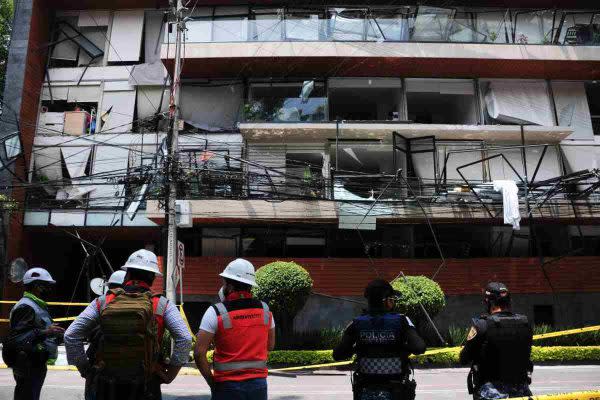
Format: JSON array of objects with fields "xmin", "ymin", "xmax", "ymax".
[{"xmin": 165, "ymin": 0, "xmax": 184, "ymax": 303}]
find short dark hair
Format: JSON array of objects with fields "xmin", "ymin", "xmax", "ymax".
[
  {"xmin": 224, "ymin": 278, "xmax": 252, "ymax": 292},
  {"xmin": 126, "ymin": 269, "xmax": 155, "ymax": 286}
]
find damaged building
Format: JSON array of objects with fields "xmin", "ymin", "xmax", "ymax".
[{"xmin": 1, "ymin": 0, "xmax": 600, "ymax": 332}]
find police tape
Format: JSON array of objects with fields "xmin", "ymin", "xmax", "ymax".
[
  {"xmin": 511, "ymin": 391, "xmax": 600, "ymax": 400},
  {"xmin": 0, "ymin": 300, "xmax": 89, "ymax": 306},
  {"xmin": 0, "ymin": 316, "xmax": 77, "ymax": 323},
  {"xmin": 273, "ymin": 325, "xmax": 600, "ymax": 372}
]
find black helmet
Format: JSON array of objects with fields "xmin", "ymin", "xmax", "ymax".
[
  {"xmin": 364, "ymin": 279, "xmax": 401, "ymax": 303},
  {"xmin": 484, "ymin": 282, "xmax": 511, "ymax": 308}
]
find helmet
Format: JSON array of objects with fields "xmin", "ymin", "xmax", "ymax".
[
  {"xmin": 108, "ymin": 270, "xmax": 126, "ymax": 286},
  {"xmin": 121, "ymin": 249, "xmax": 162, "ymax": 276},
  {"xmin": 364, "ymin": 279, "xmax": 400, "ymax": 302},
  {"xmin": 23, "ymin": 268, "xmax": 56, "ymax": 285},
  {"xmin": 484, "ymin": 282, "xmax": 510, "ymax": 305},
  {"xmin": 219, "ymin": 258, "xmax": 257, "ymax": 287}
]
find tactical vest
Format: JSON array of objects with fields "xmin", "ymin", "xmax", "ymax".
[
  {"xmin": 353, "ymin": 313, "xmax": 409, "ymax": 378},
  {"xmin": 478, "ymin": 313, "xmax": 532, "ymax": 384},
  {"xmin": 212, "ymin": 296, "xmax": 271, "ymax": 383},
  {"xmin": 9, "ymin": 297, "xmax": 58, "ymax": 360}
]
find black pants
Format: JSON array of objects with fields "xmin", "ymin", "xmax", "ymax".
[
  {"xmin": 90, "ymin": 375, "xmax": 162, "ymax": 400},
  {"xmin": 13, "ymin": 363, "xmax": 47, "ymax": 400}
]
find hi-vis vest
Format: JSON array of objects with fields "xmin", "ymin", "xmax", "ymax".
[
  {"xmin": 212, "ymin": 296, "xmax": 272, "ymax": 382},
  {"xmin": 10, "ymin": 297, "xmax": 58, "ymax": 360}
]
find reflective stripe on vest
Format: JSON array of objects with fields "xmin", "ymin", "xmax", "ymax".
[
  {"xmin": 213, "ymin": 360, "xmax": 268, "ymax": 372},
  {"xmin": 214, "ymin": 301, "xmax": 270, "ymax": 330}
]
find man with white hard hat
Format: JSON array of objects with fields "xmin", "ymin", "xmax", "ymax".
[
  {"xmin": 65, "ymin": 249, "xmax": 192, "ymax": 400},
  {"xmin": 106, "ymin": 270, "xmax": 126, "ymax": 290},
  {"xmin": 4, "ymin": 267, "xmax": 64, "ymax": 400},
  {"xmin": 194, "ymin": 258, "xmax": 275, "ymax": 400}
]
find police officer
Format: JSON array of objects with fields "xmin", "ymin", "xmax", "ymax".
[
  {"xmin": 460, "ymin": 282, "xmax": 533, "ymax": 399},
  {"xmin": 5, "ymin": 268, "xmax": 65, "ymax": 400},
  {"xmin": 194, "ymin": 258, "xmax": 275, "ymax": 400},
  {"xmin": 333, "ymin": 279, "xmax": 426, "ymax": 400}
]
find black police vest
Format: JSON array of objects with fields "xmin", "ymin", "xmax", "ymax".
[
  {"xmin": 353, "ymin": 312, "xmax": 409, "ymax": 377},
  {"xmin": 479, "ymin": 313, "xmax": 532, "ymax": 384}
]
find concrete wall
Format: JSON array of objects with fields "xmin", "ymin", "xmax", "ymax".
[{"xmin": 294, "ymin": 293, "xmax": 600, "ymax": 333}]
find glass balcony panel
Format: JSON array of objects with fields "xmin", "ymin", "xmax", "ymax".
[
  {"xmin": 448, "ymin": 12, "xmax": 486, "ymax": 43},
  {"xmin": 213, "ymin": 17, "xmax": 248, "ymax": 42},
  {"xmin": 250, "ymin": 14, "xmax": 283, "ymax": 41},
  {"xmin": 246, "ymin": 82, "xmax": 327, "ymax": 122},
  {"xmin": 366, "ymin": 11, "xmax": 410, "ymax": 41},
  {"xmin": 514, "ymin": 10, "xmax": 555, "ymax": 44},
  {"xmin": 475, "ymin": 10, "xmax": 510, "ymax": 43},
  {"xmin": 411, "ymin": 6, "xmax": 455, "ymax": 41},
  {"xmin": 185, "ymin": 19, "xmax": 212, "ymax": 42},
  {"xmin": 326, "ymin": 9, "xmax": 366, "ymax": 41},
  {"xmin": 285, "ymin": 12, "xmax": 323, "ymax": 41}
]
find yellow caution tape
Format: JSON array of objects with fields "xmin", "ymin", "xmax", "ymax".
[
  {"xmin": 533, "ymin": 326, "xmax": 600, "ymax": 340},
  {"xmin": 0, "ymin": 300, "xmax": 89, "ymax": 306},
  {"xmin": 0, "ymin": 316, "xmax": 78, "ymax": 323},
  {"xmin": 511, "ymin": 391, "xmax": 600, "ymax": 400}
]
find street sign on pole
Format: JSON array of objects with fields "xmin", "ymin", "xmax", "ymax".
[{"xmin": 177, "ymin": 240, "xmax": 185, "ymax": 270}]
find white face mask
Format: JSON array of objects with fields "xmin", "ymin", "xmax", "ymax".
[{"xmin": 218, "ymin": 286, "xmax": 226, "ymax": 302}]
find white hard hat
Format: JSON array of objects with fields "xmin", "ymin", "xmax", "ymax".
[
  {"xmin": 108, "ymin": 270, "xmax": 126, "ymax": 286},
  {"xmin": 23, "ymin": 268, "xmax": 56, "ymax": 285},
  {"xmin": 121, "ymin": 249, "xmax": 162, "ymax": 276},
  {"xmin": 219, "ymin": 258, "xmax": 257, "ymax": 287}
]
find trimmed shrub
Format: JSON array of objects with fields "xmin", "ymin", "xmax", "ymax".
[
  {"xmin": 253, "ymin": 261, "xmax": 313, "ymax": 336},
  {"xmin": 391, "ymin": 276, "xmax": 446, "ymax": 323},
  {"xmin": 533, "ymin": 325, "xmax": 600, "ymax": 346}
]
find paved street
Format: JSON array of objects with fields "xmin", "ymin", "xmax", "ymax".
[{"xmin": 0, "ymin": 365, "xmax": 599, "ymax": 399}]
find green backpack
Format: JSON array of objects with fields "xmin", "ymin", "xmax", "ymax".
[{"xmin": 95, "ymin": 289, "xmax": 159, "ymax": 382}]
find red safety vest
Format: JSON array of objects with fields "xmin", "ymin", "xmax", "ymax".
[
  {"xmin": 212, "ymin": 291, "xmax": 272, "ymax": 382},
  {"xmin": 96, "ymin": 280, "xmax": 168, "ymax": 342}
]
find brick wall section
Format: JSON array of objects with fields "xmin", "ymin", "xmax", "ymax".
[
  {"xmin": 4, "ymin": 0, "xmax": 49, "ymax": 299},
  {"xmin": 153, "ymin": 256, "xmax": 600, "ymax": 297}
]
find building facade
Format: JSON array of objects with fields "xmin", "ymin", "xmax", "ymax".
[{"xmin": 1, "ymin": 0, "xmax": 600, "ymax": 332}]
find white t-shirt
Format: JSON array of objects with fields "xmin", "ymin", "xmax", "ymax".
[{"xmin": 199, "ymin": 305, "xmax": 276, "ymax": 334}]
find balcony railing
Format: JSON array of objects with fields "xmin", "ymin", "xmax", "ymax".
[{"xmin": 169, "ymin": 7, "xmax": 600, "ymax": 46}]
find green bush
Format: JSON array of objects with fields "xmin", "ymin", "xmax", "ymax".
[
  {"xmin": 390, "ymin": 276, "xmax": 445, "ymax": 331},
  {"xmin": 199, "ymin": 346, "xmax": 600, "ymax": 368},
  {"xmin": 253, "ymin": 261, "xmax": 313, "ymax": 335}
]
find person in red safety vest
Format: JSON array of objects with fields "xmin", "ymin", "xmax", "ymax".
[{"xmin": 194, "ymin": 258, "xmax": 275, "ymax": 400}]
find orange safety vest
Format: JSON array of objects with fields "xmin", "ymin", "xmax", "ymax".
[{"xmin": 212, "ymin": 291, "xmax": 272, "ymax": 382}]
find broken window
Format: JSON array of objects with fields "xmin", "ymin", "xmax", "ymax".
[
  {"xmin": 557, "ymin": 12, "xmax": 600, "ymax": 45},
  {"xmin": 437, "ymin": 141, "xmax": 484, "ymax": 184},
  {"xmin": 50, "ymin": 17, "xmax": 105, "ymax": 68},
  {"xmin": 246, "ymin": 81, "xmax": 327, "ymax": 122},
  {"xmin": 366, "ymin": 8, "xmax": 411, "ymax": 41},
  {"xmin": 513, "ymin": 9, "xmax": 556, "ymax": 44},
  {"xmin": 585, "ymin": 81, "xmax": 600, "ymax": 135},
  {"xmin": 40, "ymin": 85, "xmax": 99, "ymax": 135},
  {"xmin": 99, "ymin": 85, "xmax": 136, "ymax": 133},
  {"xmin": 88, "ymin": 146, "xmax": 129, "ymax": 208},
  {"xmin": 406, "ymin": 79, "xmax": 477, "ymax": 124},
  {"xmin": 552, "ymin": 81, "xmax": 594, "ymax": 140},
  {"xmin": 285, "ymin": 152, "xmax": 326, "ymax": 198},
  {"xmin": 482, "ymin": 79, "xmax": 554, "ymax": 126},
  {"xmin": 326, "ymin": 8, "xmax": 366, "ymax": 41},
  {"xmin": 180, "ymin": 83, "xmax": 244, "ymax": 130},
  {"xmin": 410, "ymin": 6, "xmax": 455, "ymax": 41},
  {"xmin": 475, "ymin": 9, "xmax": 510, "ymax": 43},
  {"xmin": 328, "ymin": 78, "xmax": 404, "ymax": 121},
  {"xmin": 448, "ymin": 11, "xmax": 486, "ymax": 43}
]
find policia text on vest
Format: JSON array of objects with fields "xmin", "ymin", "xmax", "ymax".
[{"xmin": 333, "ymin": 279, "xmax": 426, "ymax": 400}]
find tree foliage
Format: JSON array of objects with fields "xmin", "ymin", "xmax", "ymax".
[
  {"xmin": 391, "ymin": 275, "xmax": 446, "ymax": 323},
  {"xmin": 0, "ymin": 0, "xmax": 14, "ymax": 92}
]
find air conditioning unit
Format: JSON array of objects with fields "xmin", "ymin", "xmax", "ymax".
[{"xmin": 175, "ymin": 200, "xmax": 192, "ymax": 228}]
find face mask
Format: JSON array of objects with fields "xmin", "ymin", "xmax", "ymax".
[{"xmin": 218, "ymin": 286, "xmax": 226, "ymax": 302}]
